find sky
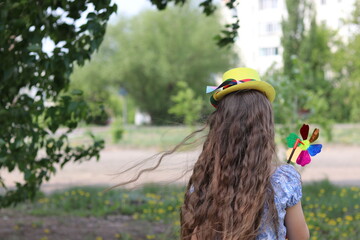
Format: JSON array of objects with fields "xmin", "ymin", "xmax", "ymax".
[
  {"xmin": 114, "ymin": 0, "xmax": 154, "ymax": 18},
  {"xmin": 43, "ymin": 0, "xmax": 152, "ymax": 53}
]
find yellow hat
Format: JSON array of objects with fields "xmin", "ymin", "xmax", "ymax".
[{"xmin": 207, "ymin": 68, "xmax": 276, "ymax": 107}]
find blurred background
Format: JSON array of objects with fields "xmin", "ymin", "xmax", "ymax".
[{"xmin": 1, "ymin": 0, "xmax": 360, "ymax": 239}]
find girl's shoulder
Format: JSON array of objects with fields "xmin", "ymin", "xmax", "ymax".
[
  {"xmin": 272, "ymin": 164, "xmax": 301, "ymax": 183},
  {"xmin": 271, "ymin": 164, "xmax": 302, "ymax": 208}
]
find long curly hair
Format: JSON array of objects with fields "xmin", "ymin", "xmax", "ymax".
[{"xmin": 181, "ymin": 90, "xmax": 279, "ymax": 240}]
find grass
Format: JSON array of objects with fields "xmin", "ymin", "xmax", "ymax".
[
  {"xmin": 70, "ymin": 125, "xmax": 202, "ymax": 150},
  {"xmin": 302, "ymin": 181, "xmax": 360, "ymax": 239},
  {"xmin": 9, "ymin": 181, "xmax": 360, "ymax": 240},
  {"xmin": 19, "ymin": 184, "xmax": 185, "ymax": 221},
  {"xmin": 70, "ymin": 124, "xmax": 360, "ymax": 150},
  {"xmin": 331, "ymin": 125, "xmax": 360, "ymax": 145},
  {"xmin": 115, "ymin": 126, "xmax": 197, "ymax": 149}
]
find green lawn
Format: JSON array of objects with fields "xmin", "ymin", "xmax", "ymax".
[
  {"xmin": 71, "ymin": 124, "xmax": 360, "ymax": 150},
  {"xmin": 8, "ymin": 181, "xmax": 360, "ymax": 240},
  {"xmin": 71, "ymin": 125, "xmax": 201, "ymax": 150}
]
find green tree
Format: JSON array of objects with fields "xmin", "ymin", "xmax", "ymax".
[
  {"xmin": 169, "ymin": 81, "xmax": 203, "ymax": 126},
  {"xmin": 0, "ymin": 0, "xmax": 237, "ymax": 207},
  {"xmin": 275, "ymin": 0, "xmax": 309, "ymax": 137},
  {"xmin": 70, "ymin": 48, "xmax": 137, "ymax": 125},
  {"xmin": 0, "ymin": 0, "xmax": 116, "ymax": 207},
  {"xmin": 299, "ymin": 15, "xmax": 332, "ymax": 91},
  {"xmin": 104, "ymin": 5, "xmax": 235, "ymax": 124},
  {"xmin": 340, "ymin": 35, "xmax": 360, "ymax": 122},
  {"xmin": 70, "ymin": 62, "xmax": 117, "ymax": 125},
  {"xmin": 272, "ymin": 1, "xmax": 335, "ymax": 141},
  {"xmin": 330, "ymin": 0, "xmax": 360, "ymax": 122},
  {"xmin": 299, "ymin": 12, "xmax": 334, "ymax": 138},
  {"xmin": 273, "ymin": 0, "xmax": 307, "ymax": 136},
  {"xmin": 281, "ymin": 0, "xmax": 306, "ymax": 81}
]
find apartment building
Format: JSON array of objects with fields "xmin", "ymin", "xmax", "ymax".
[{"xmin": 230, "ymin": 0, "xmax": 355, "ymax": 74}]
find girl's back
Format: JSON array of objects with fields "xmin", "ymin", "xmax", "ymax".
[{"xmin": 181, "ymin": 68, "xmax": 309, "ymax": 240}]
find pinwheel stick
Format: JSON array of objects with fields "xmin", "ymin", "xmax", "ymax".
[{"xmin": 287, "ymin": 138, "xmax": 303, "ymax": 163}]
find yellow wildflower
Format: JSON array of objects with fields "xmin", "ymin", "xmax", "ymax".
[{"xmin": 328, "ymin": 219, "xmax": 336, "ymax": 226}]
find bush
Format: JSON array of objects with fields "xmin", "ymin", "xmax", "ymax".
[{"xmin": 111, "ymin": 118, "xmax": 124, "ymax": 143}]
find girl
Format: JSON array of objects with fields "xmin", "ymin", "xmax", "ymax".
[{"xmin": 180, "ymin": 68, "xmax": 309, "ymax": 240}]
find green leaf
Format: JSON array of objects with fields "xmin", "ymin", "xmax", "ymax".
[
  {"xmin": 3, "ymin": 67, "xmax": 14, "ymax": 81},
  {"xmin": 24, "ymin": 169, "xmax": 32, "ymax": 180},
  {"xmin": 67, "ymin": 102, "xmax": 78, "ymax": 113},
  {"xmin": 0, "ymin": 156, "xmax": 7, "ymax": 164},
  {"xmin": 71, "ymin": 89, "xmax": 83, "ymax": 96},
  {"xmin": 27, "ymin": 44, "xmax": 42, "ymax": 52},
  {"xmin": 87, "ymin": 12, "xmax": 97, "ymax": 20}
]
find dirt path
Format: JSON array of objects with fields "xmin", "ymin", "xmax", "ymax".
[{"xmin": 2, "ymin": 144, "xmax": 360, "ymax": 192}]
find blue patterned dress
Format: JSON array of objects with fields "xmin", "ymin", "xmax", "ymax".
[
  {"xmin": 256, "ymin": 164, "xmax": 303, "ymax": 240},
  {"xmin": 188, "ymin": 164, "xmax": 302, "ymax": 240}
]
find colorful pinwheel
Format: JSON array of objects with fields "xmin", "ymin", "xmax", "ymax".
[{"xmin": 286, "ymin": 124, "xmax": 323, "ymax": 167}]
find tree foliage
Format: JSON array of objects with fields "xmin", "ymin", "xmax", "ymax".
[
  {"xmin": 149, "ymin": 0, "xmax": 240, "ymax": 47},
  {"xmin": 84, "ymin": 4, "xmax": 235, "ymax": 124},
  {"xmin": 0, "ymin": 0, "xmax": 239, "ymax": 207},
  {"xmin": 69, "ymin": 62, "xmax": 113, "ymax": 125},
  {"xmin": 329, "ymin": 0, "xmax": 360, "ymax": 122},
  {"xmin": 0, "ymin": 0, "xmax": 116, "ymax": 207},
  {"xmin": 281, "ymin": 0, "xmax": 306, "ymax": 81},
  {"xmin": 271, "ymin": 0, "xmax": 336, "ymax": 141},
  {"xmin": 169, "ymin": 81, "xmax": 203, "ymax": 126},
  {"xmin": 299, "ymin": 12, "xmax": 335, "ymax": 137}
]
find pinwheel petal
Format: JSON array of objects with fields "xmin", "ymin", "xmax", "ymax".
[
  {"xmin": 286, "ymin": 133, "xmax": 300, "ymax": 148},
  {"xmin": 286, "ymin": 147, "xmax": 302, "ymax": 163},
  {"xmin": 296, "ymin": 151, "xmax": 311, "ymax": 167},
  {"xmin": 308, "ymin": 144, "xmax": 322, "ymax": 157},
  {"xmin": 300, "ymin": 124, "xmax": 309, "ymax": 140},
  {"xmin": 309, "ymin": 128, "xmax": 320, "ymax": 143}
]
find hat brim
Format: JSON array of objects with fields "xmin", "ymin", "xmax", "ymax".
[{"xmin": 213, "ymin": 81, "xmax": 276, "ymax": 103}]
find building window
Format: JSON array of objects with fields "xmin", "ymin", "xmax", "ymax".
[
  {"xmin": 260, "ymin": 22, "xmax": 280, "ymax": 35},
  {"xmin": 259, "ymin": 0, "xmax": 278, "ymax": 9},
  {"xmin": 259, "ymin": 47, "xmax": 279, "ymax": 56}
]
